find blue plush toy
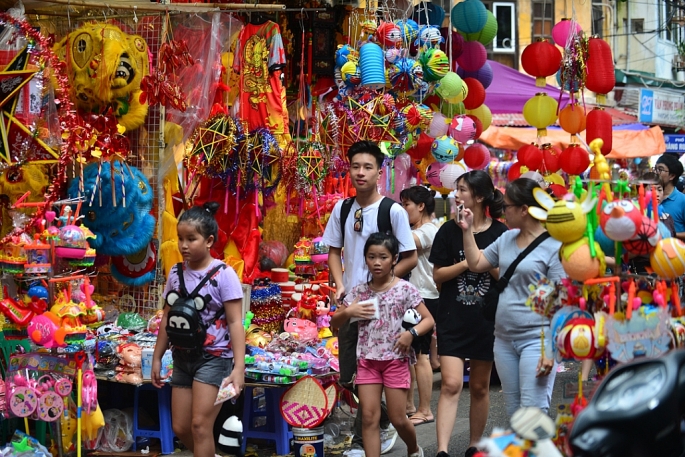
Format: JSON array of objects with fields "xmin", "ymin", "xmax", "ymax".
[{"xmin": 68, "ymin": 161, "xmax": 155, "ymax": 257}]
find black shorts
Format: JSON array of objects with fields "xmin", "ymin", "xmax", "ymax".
[
  {"xmin": 411, "ymin": 298, "xmax": 438, "ymax": 356},
  {"xmin": 171, "ymin": 350, "xmax": 233, "ymax": 388}
]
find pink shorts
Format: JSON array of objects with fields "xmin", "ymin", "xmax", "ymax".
[{"xmin": 356, "ymin": 358, "xmax": 410, "ymax": 389}]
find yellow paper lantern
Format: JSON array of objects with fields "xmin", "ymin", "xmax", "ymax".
[
  {"xmin": 466, "ymin": 104, "xmax": 492, "ymax": 130},
  {"xmin": 523, "ymin": 93, "xmax": 558, "ymax": 137}
]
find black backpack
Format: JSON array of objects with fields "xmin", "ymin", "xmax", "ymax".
[
  {"xmin": 165, "ymin": 263, "xmax": 226, "ymax": 350},
  {"xmin": 340, "ymin": 197, "xmax": 396, "ymax": 244}
]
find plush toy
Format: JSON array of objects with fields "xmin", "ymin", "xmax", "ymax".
[
  {"xmin": 402, "ymin": 308, "xmax": 422, "ymax": 330},
  {"xmin": 316, "ymin": 299, "xmax": 332, "ymax": 339},
  {"xmin": 54, "ymin": 23, "xmax": 149, "ymax": 131},
  {"xmin": 599, "ymin": 200, "xmax": 642, "ymax": 241},
  {"xmin": 217, "ymin": 415, "xmax": 243, "ymax": 456}
]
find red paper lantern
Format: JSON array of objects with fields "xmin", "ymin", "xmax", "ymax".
[
  {"xmin": 542, "ymin": 143, "xmax": 562, "ymax": 173},
  {"xmin": 521, "ymin": 39, "xmax": 562, "ymax": 87},
  {"xmin": 560, "ymin": 144, "xmax": 590, "ymax": 175},
  {"xmin": 508, "ymin": 161, "xmax": 526, "ymax": 181},
  {"xmin": 466, "ymin": 114, "xmax": 483, "ymax": 139},
  {"xmin": 464, "ymin": 143, "xmax": 490, "ymax": 169},
  {"xmin": 549, "ymin": 184, "xmax": 568, "ymax": 197},
  {"xmin": 517, "ymin": 143, "xmax": 543, "ymax": 171},
  {"xmin": 586, "ymin": 37, "xmax": 615, "ymax": 105},
  {"xmin": 462, "ymin": 77, "xmax": 485, "ymax": 110},
  {"xmin": 558, "ymin": 103, "xmax": 587, "ymax": 135},
  {"xmin": 456, "ymin": 41, "xmax": 487, "ymax": 72},
  {"xmin": 406, "ymin": 133, "xmax": 433, "ymax": 161},
  {"xmin": 586, "ymin": 107, "xmax": 613, "ymax": 155}
]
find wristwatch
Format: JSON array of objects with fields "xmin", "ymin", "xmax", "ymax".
[{"xmin": 409, "ymin": 327, "xmax": 419, "ymax": 339}]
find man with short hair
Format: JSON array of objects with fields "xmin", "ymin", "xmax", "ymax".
[
  {"xmin": 323, "ymin": 140, "xmax": 418, "ymax": 457},
  {"xmin": 655, "ymin": 153, "xmax": 685, "ymax": 241}
]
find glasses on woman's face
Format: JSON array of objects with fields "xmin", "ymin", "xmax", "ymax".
[{"xmin": 353, "ymin": 208, "xmax": 363, "ymax": 232}]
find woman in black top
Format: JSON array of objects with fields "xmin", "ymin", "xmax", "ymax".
[{"xmin": 429, "ymin": 171, "xmax": 508, "ymax": 457}]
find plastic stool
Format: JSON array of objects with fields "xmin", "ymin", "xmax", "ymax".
[
  {"xmin": 132, "ymin": 383, "xmax": 175, "ymax": 454},
  {"xmin": 241, "ymin": 386, "xmax": 292, "ymax": 455}
]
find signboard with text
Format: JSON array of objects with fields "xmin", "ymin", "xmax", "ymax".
[
  {"xmin": 664, "ymin": 134, "xmax": 685, "ymax": 153},
  {"xmin": 639, "ymin": 88, "xmax": 685, "ymax": 126}
]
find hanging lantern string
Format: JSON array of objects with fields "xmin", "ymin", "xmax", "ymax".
[{"xmin": 296, "ymin": 9, "xmax": 307, "ymax": 149}]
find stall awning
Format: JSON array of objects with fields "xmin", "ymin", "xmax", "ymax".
[{"xmin": 479, "ymin": 125, "xmax": 666, "ymax": 159}]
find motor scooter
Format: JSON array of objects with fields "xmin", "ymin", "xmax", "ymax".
[{"xmin": 569, "ymin": 348, "xmax": 685, "ymax": 457}]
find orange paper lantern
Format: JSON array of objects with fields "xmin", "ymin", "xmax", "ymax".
[
  {"xmin": 521, "ymin": 39, "xmax": 562, "ymax": 87},
  {"xmin": 558, "ymin": 103, "xmax": 587, "ymax": 135},
  {"xmin": 586, "ymin": 107, "xmax": 613, "ymax": 155}
]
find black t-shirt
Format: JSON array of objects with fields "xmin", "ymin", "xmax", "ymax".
[{"xmin": 429, "ymin": 219, "xmax": 508, "ymax": 306}]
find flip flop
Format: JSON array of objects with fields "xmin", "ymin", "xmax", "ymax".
[
  {"xmin": 406, "ymin": 410, "xmax": 417, "ymax": 418},
  {"xmin": 410, "ymin": 414, "xmax": 434, "ymax": 426}
]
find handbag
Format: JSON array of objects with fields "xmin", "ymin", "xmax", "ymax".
[{"xmin": 481, "ymin": 232, "xmax": 551, "ymax": 321}]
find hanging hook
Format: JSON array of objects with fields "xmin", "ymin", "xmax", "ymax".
[
  {"xmin": 133, "ymin": 6, "xmax": 138, "ymax": 24},
  {"xmin": 67, "ymin": 0, "xmax": 71, "ymax": 30}
]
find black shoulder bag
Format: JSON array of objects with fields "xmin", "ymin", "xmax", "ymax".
[{"xmin": 480, "ymin": 232, "xmax": 550, "ymax": 321}]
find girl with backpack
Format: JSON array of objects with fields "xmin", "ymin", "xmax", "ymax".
[{"xmin": 152, "ymin": 202, "xmax": 245, "ymax": 457}]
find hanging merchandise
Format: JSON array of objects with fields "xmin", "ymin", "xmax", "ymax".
[
  {"xmin": 585, "ymin": 37, "xmax": 616, "ymax": 105},
  {"xmin": 586, "ymin": 107, "xmax": 613, "ymax": 155},
  {"xmin": 521, "ymin": 39, "xmax": 563, "ymax": 87}
]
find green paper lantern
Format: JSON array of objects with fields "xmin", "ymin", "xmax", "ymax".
[
  {"xmin": 460, "ymin": 10, "xmax": 498, "ymax": 45},
  {"xmin": 441, "ymin": 101, "xmax": 466, "ymax": 118},
  {"xmin": 451, "ymin": 0, "xmax": 488, "ymax": 35},
  {"xmin": 418, "ymin": 48, "xmax": 450, "ymax": 82},
  {"xmin": 436, "ymin": 72, "xmax": 464, "ymax": 100}
]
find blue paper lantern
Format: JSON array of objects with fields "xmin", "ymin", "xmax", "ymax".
[
  {"xmin": 359, "ymin": 43, "xmax": 386, "ymax": 89},
  {"xmin": 457, "ymin": 61, "xmax": 493, "ymax": 89},
  {"xmin": 431, "ymin": 135, "xmax": 460, "ymax": 163},
  {"xmin": 451, "ymin": 0, "xmax": 488, "ymax": 35},
  {"xmin": 412, "ymin": 1, "xmax": 446, "ymax": 27}
]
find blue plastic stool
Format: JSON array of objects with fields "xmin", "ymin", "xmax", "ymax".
[
  {"xmin": 241, "ymin": 386, "xmax": 292, "ymax": 455},
  {"xmin": 131, "ymin": 383, "xmax": 175, "ymax": 454}
]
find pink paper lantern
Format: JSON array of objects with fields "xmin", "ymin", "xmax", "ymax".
[
  {"xmin": 456, "ymin": 41, "xmax": 487, "ymax": 72},
  {"xmin": 552, "ymin": 18, "xmax": 583, "ymax": 48},
  {"xmin": 464, "ymin": 143, "xmax": 490, "ymax": 169},
  {"xmin": 426, "ymin": 161, "xmax": 447, "ymax": 187},
  {"xmin": 448, "ymin": 115, "xmax": 477, "ymax": 143},
  {"xmin": 427, "ymin": 113, "xmax": 450, "ymax": 138}
]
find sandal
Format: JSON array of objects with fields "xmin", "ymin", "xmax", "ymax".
[{"xmin": 409, "ymin": 413, "xmax": 434, "ymax": 426}]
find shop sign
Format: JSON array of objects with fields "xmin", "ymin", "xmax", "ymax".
[
  {"xmin": 639, "ymin": 88, "xmax": 685, "ymax": 126},
  {"xmin": 664, "ymin": 134, "xmax": 685, "ymax": 153}
]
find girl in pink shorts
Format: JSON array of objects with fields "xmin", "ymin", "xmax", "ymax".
[{"xmin": 331, "ymin": 232, "xmax": 434, "ymax": 457}]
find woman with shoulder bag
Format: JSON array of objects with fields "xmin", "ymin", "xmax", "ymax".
[
  {"xmin": 458, "ymin": 178, "xmax": 566, "ymax": 418},
  {"xmin": 429, "ymin": 171, "xmax": 508, "ymax": 457}
]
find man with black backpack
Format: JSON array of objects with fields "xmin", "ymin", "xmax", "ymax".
[{"xmin": 323, "ymin": 140, "xmax": 418, "ymax": 457}]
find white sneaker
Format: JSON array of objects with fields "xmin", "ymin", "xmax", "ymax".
[
  {"xmin": 343, "ymin": 446, "xmax": 366, "ymax": 457},
  {"xmin": 408, "ymin": 446, "xmax": 424, "ymax": 457},
  {"xmin": 380, "ymin": 424, "xmax": 398, "ymax": 454}
]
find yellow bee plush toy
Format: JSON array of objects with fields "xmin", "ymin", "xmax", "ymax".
[{"xmin": 54, "ymin": 23, "xmax": 149, "ymax": 131}]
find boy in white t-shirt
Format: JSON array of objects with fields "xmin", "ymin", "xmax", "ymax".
[{"xmin": 323, "ymin": 140, "xmax": 417, "ymax": 457}]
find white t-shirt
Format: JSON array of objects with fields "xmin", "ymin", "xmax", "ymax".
[
  {"xmin": 322, "ymin": 197, "xmax": 416, "ymax": 293},
  {"xmin": 409, "ymin": 223, "xmax": 439, "ymax": 299}
]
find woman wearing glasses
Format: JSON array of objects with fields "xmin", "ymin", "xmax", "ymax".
[
  {"xmin": 428, "ymin": 171, "xmax": 507, "ymax": 457},
  {"xmin": 458, "ymin": 178, "xmax": 565, "ymax": 419}
]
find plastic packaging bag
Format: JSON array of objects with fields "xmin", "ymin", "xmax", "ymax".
[{"xmin": 99, "ymin": 409, "xmax": 133, "ymax": 453}]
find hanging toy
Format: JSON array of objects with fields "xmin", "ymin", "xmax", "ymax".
[
  {"xmin": 415, "ymin": 25, "xmax": 444, "ymax": 48},
  {"xmin": 376, "ymin": 21, "xmax": 402, "ymax": 47}
]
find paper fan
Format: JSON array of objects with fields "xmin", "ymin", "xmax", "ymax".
[
  {"xmin": 280, "ymin": 376, "xmax": 329, "ymax": 427},
  {"xmin": 324, "ymin": 383, "xmax": 338, "ymax": 415}
]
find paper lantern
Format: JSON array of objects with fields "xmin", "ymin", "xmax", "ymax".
[
  {"xmin": 419, "ymin": 48, "xmax": 450, "ymax": 82},
  {"xmin": 523, "ymin": 93, "xmax": 558, "ymax": 136},
  {"xmin": 466, "ymin": 114, "xmax": 483, "ymax": 139},
  {"xmin": 335, "ymin": 44, "xmax": 358, "ymax": 68},
  {"xmin": 440, "ymin": 29, "xmax": 465, "ymax": 60},
  {"xmin": 448, "ymin": 115, "xmax": 477, "ymax": 143},
  {"xmin": 560, "ymin": 144, "xmax": 590, "ymax": 175},
  {"xmin": 624, "ymin": 216, "xmax": 661, "ymax": 256},
  {"xmin": 457, "ymin": 61, "xmax": 493, "ymax": 89},
  {"xmin": 376, "ymin": 21, "xmax": 402, "ymax": 47},
  {"xmin": 464, "ymin": 143, "xmax": 490, "ymax": 169},
  {"xmin": 599, "ymin": 200, "xmax": 642, "ymax": 242},
  {"xmin": 402, "ymin": 103, "xmax": 433, "ymax": 132},
  {"xmin": 650, "ymin": 238, "xmax": 685, "ymax": 279},
  {"xmin": 416, "ymin": 25, "xmax": 445, "ymax": 48},
  {"xmin": 552, "ymin": 18, "xmax": 583, "ymax": 48},
  {"xmin": 454, "ymin": 143, "xmax": 466, "ymax": 161},
  {"xmin": 431, "ymin": 136, "xmax": 461, "ymax": 163},
  {"xmin": 439, "ymin": 162, "xmax": 467, "ymax": 189},
  {"xmin": 508, "ymin": 161, "xmax": 528, "ymax": 181},
  {"xmin": 586, "ymin": 107, "xmax": 613, "ymax": 155},
  {"xmin": 518, "ymin": 143, "xmax": 543, "ymax": 171},
  {"xmin": 426, "ymin": 161, "xmax": 446, "ymax": 186},
  {"xmin": 406, "ymin": 132, "xmax": 434, "ymax": 160},
  {"xmin": 341, "ymin": 61, "xmax": 361, "ymax": 87},
  {"xmin": 456, "ymin": 41, "xmax": 487, "ymax": 72},
  {"xmin": 452, "ymin": 0, "xmax": 488, "ymax": 35},
  {"xmin": 586, "ymin": 37, "xmax": 615, "ymax": 105},
  {"xmin": 462, "ymin": 78, "xmax": 485, "ymax": 110},
  {"xmin": 385, "ymin": 48, "xmax": 403, "ymax": 63},
  {"xmin": 396, "ymin": 19, "xmax": 419, "ymax": 45},
  {"xmin": 542, "ymin": 144, "xmax": 561, "ymax": 172},
  {"xmin": 460, "ymin": 10, "xmax": 498, "ymax": 45},
  {"xmin": 427, "ymin": 113, "xmax": 450, "ymax": 138},
  {"xmin": 466, "ymin": 104, "xmax": 492, "ymax": 131},
  {"xmin": 559, "ymin": 103, "xmax": 587, "ymax": 135},
  {"xmin": 413, "ymin": 2, "xmax": 446, "ymax": 27},
  {"xmin": 436, "ymin": 72, "xmax": 464, "ymax": 100},
  {"xmin": 359, "ymin": 43, "xmax": 386, "ymax": 89},
  {"xmin": 521, "ymin": 39, "xmax": 562, "ymax": 87},
  {"xmin": 443, "ymin": 101, "xmax": 467, "ymax": 118}
]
